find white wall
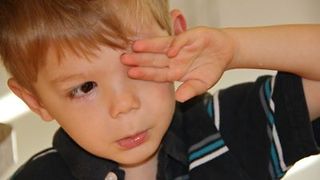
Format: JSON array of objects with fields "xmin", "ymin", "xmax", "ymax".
[
  {"xmin": 171, "ymin": 0, "xmax": 320, "ymax": 27},
  {"xmin": 1, "ymin": 0, "xmax": 319, "ymax": 179}
]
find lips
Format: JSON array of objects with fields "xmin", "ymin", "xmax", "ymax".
[{"xmin": 117, "ymin": 130, "xmax": 148, "ymax": 149}]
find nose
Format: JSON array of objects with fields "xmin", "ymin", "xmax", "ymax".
[{"xmin": 109, "ymin": 88, "xmax": 140, "ymax": 119}]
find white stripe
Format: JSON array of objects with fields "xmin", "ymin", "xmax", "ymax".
[
  {"xmin": 32, "ymin": 149, "xmax": 58, "ymax": 161},
  {"xmin": 269, "ymin": 76, "xmax": 288, "ymax": 172},
  {"xmin": 269, "ymin": 77, "xmax": 276, "ymax": 112},
  {"xmin": 270, "ymin": 76, "xmax": 276, "ymax": 94},
  {"xmin": 213, "ymin": 92, "xmax": 220, "ymax": 130},
  {"xmin": 272, "ymin": 124, "xmax": 288, "ymax": 172},
  {"xmin": 269, "ymin": 99, "xmax": 275, "ymax": 112},
  {"xmin": 189, "ymin": 146, "xmax": 229, "ymax": 170}
]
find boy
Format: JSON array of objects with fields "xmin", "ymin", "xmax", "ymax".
[{"xmin": 0, "ymin": 0, "xmax": 319, "ymax": 180}]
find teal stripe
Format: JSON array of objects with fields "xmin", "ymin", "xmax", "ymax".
[
  {"xmin": 261, "ymin": 78, "xmax": 285, "ymax": 178},
  {"xmin": 264, "ymin": 79, "xmax": 271, "ymax": 99},
  {"xmin": 189, "ymin": 139, "xmax": 224, "ymax": 161},
  {"xmin": 270, "ymin": 143, "xmax": 284, "ymax": 177},
  {"xmin": 207, "ymin": 100, "xmax": 213, "ymax": 118},
  {"xmin": 266, "ymin": 111, "xmax": 275, "ymax": 125},
  {"xmin": 263, "ymin": 79, "xmax": 275, "ymax": 125}
]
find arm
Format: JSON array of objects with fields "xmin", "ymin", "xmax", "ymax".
[
  {"xmin": 121, "ymin": 24, "xmax": 320, "ymax": 120},
  {"xmin": 224, "ymin": 25, "xmax": 320, "ymax": 121},
  {"xmin": 225, "ymin": 25, "xmax": 320, "ymax": 80}
]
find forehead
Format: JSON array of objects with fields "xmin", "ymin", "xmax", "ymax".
[
  {"xmin": 38, "ymin": 44, "xmax": 118, "ymax": 84},
  {"xmin": 38, "ymin": 19, "xmax": 169, "ymax": 81},
  {"xmin": 48, "ymin": 20, "xmax": 168, "ymax": 62},
  {"xmin": 45, "ymin": 43, "xmax": 114, "ymax": 68}
]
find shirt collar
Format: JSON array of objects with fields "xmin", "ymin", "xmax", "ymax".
[
  {"xmin": 161, "ymin": 105, "xmax": 188, "ymax": 165},
  {"xmin": 53, "ymin": 129, "xmax": 125, "ymax": 180}
]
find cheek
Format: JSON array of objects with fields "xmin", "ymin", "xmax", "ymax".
[
  {"xmin": 148, "ymin": 82, "xmax": 175, "ymax": 106},
  {"xmin": 53, "ymin": 104, "xmax": 108, "ymax": 133},
  {"xmin": 51, "ymin": 107, "xmax": 117, "ymax": 157},
  {"xmin": 37, "ymin": 93, "xmax": 108, "ymax": 138},
  {"xmin": 143, "ymin": 82, "xmax": 176, "ymax": 120},
  {"xmin": 148, "ymin": 82, "xmax": 175, "ymax": 98}
]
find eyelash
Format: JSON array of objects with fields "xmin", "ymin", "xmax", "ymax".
[{"xmin": 69, "ymin": 81, "xmax": 97, "ymax": 99}]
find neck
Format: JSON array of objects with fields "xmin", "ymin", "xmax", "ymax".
[{"xmin": 120, "ymin": 151, "xmax": 159, "ymax": 180}]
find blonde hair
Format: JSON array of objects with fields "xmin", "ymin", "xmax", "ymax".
[{"xmin": 0, "ymin": 0, "xmax": 171, "ymax": 90}]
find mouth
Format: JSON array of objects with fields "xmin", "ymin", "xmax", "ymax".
[{"xmin": 117, "ymin": 130, "xmax": 148, "ymax": 150}]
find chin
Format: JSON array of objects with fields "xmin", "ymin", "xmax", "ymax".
[{"xmin": 116, "ymin": 140, "xmax": 160, "ymax": 167}]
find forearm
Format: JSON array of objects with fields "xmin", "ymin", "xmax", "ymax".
[{"xmin": 224, "ymin": 24, "xmax": 320, "ymax": 81}]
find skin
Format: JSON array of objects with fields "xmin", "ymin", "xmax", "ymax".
[{"xmin": 8, "ymin": 9, "xmax": 187, "ymax": 180}]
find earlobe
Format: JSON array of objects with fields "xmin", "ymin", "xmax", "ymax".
[
  {"xmin": 7, "ymin": 78, "xmax": 54, "ymax": 121},
  {"xmin": 170, "ymin": 9, "xmax": 187, "ymax": 35}
]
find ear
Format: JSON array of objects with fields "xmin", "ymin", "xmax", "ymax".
[
  {"xmin": 170, "ymin": 9, "xmax": 187, "ymax": 35},
  {"xmin": 7, "ymin": 78, "xmax": 54, "ymax": 121}
]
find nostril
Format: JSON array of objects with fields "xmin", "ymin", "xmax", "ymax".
[{"xmin": 109, "ymin": 93, "xmax": 140, "ymax": 119}]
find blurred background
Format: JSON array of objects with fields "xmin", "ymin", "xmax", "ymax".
[{"xmin": 1, "ymin": 0, "xmax": 319, "ymax": 179}]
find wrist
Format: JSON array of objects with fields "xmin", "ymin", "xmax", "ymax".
[{"xmin": 220, "ymin": 27, "xmax": 241, "ymax": 70}]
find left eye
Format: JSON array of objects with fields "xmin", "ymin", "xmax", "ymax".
[{"xmin": 70, "ymin": 81, "xmax": 97, "ymax": 98}]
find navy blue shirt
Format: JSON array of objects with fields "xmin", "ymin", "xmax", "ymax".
[{"xmin": 11, "ymin": 73, "xmax": 319, "ymax": 180}]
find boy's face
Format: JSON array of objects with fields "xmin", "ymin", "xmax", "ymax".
[{"xmin": 30, "ymin": 28, "xmax": 176, "ymax": 165}]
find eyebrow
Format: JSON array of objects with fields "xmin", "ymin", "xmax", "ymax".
[{"xmin": 50, "ymin": 73, "xmax": 86, "ymax": 84}]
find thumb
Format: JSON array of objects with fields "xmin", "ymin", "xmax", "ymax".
[
  {"xmin": 175, "ymin": 79, "xmax": 208, "ymax": 102},
  {"xmin": 167, "ymin": 34, "xmax": 190, "ymax": 58}
]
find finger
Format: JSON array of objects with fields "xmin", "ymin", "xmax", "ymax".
[
  {"xmin": 121, "ymin": 53, "xmax": 170, "ymax": 68},
  {"xmin": 167, "ymin": 34, "xmax": 190, "ymax": 58},
  {"xmin": 175, "ymin": 80, "xmax": 208, "ymax": 102},
  {"xmin": 127, "ymin": 67, "xmax": 174, "ymax": 82},
  {"xmin": 133, "ymin": 37, "xmax": 173, "ymax": 53}
]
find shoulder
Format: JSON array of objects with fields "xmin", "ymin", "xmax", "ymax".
[{"xmin": 11, "ymin": 148, "xmax": 75, "ymax": 180}]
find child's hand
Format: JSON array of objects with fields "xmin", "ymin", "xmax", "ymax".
[{"xmin": 121, "ymin": 27, "xmax": 235, "ymax": 102}]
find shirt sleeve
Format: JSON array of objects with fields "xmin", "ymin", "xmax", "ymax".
[
  {"xmin": 217, "ymin": 72, "xmax": 319, "ymax": 179},
  {"xmin": 272, "ymin": 73, "xmax": 319, "ymax": 165}
]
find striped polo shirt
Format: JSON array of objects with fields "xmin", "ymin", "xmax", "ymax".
[{"xmin": 11, "ymin": 72, "xmax": 319, "ymax": 180}]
